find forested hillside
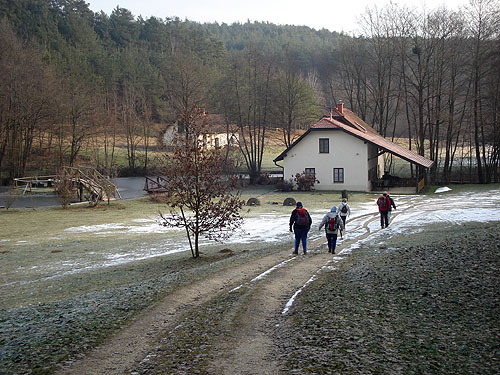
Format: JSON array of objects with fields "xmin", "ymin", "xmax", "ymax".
[{"xmin": 0, "ymin": 0, "xmax": 499, "ymax": 183}]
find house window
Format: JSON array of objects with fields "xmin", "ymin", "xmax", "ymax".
[
  {"xmin": 319, "ymin": 138, "xmax": 329, "ymax": 153},
  {"xmin": 305, "ymin": 168, "xmax": 316, "ymax": 177},
  {"xmin": 333, "ymin": 168, "xmax": 344, "ymax": 183}
]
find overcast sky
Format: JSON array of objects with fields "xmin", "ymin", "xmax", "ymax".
[{"xmin": 86, "ymin": 0, "xmax": 470, "ymax": 33}]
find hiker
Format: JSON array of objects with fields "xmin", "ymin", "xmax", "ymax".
[
  {"xmin": 386, "ymin": 192, "xmax": 397, "ymax": 223},
  {"xmin": 336, "ymin": 198, "xmax": 350, "ymax": 227},
  {"xmin": 289, "ymin": 201, "xmax": 312, "ymax": 255},
  {"xmin": 377, "ymin": 193, "xmax": 391, "ymax": 229},
  {"xmin": 319, "ymin": 206, "xmax": 344, "ymax": 254}
]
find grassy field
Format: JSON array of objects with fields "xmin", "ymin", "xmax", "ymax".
[
  {"xmin": 1, "ymin": 183, "xmax": 499, "ymax": 374},
  {"xmin": 0, "ymin": 186, "xmax": 371, "ymax": 310}
]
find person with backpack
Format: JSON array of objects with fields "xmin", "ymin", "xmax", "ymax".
[
  {"xmin": 336, "ymin": 198, "xmax": 350, "ymax": 228},
  {"xmin": 319, "ymin": 206, "xmax": 344, "ymax": 254},
  {"xmin": 386, "ymin": 192, "xmax": 397, "ymax": 223},
  {"xmin": 289, "ymin": 201, "xmax": 312, "ymax": 255},
  {"xmin": 377, "ymin": 193, "xmax": 391, "ymax": 229}
]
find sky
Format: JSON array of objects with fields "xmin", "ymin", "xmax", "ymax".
[{"xmin": 86, "ymin": 0, "xmax": 470, "ymax": 33}]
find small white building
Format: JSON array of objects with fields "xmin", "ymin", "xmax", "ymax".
[
  {"xmin": 160, "ymin": 114, "xmax": 239, "ymax": 150},
  {"xmin": 273, "ymin": 104, "xmax": 434, "ymax": 192}
]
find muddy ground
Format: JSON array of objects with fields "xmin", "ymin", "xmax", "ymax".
[
  {"xmin": 274, "ymin": 221, "xmax": 500, "ymax": 374},
  {"xmin": 1, "ymin": 202, "xmax": 499, "ymax": 374}
]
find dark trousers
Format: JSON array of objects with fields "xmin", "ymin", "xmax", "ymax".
[
  {"xmin": 380, "ymin": 211, "xmax": 389, "ymax": 228},
  {"xmin": 340, "ymin": 215, "xmax": 347, "ymax": 227},
  {"xmin": 294, "ymin": 226, "xmax": 309, "ymax": 253},
  {"xmin": 326, "ymin": 233, "xmax": 338, "ymax": 253}
]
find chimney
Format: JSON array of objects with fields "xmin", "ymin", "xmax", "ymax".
[{"xmin": 337, "ymin": 103, "xmax": 344, "ymax": 115}]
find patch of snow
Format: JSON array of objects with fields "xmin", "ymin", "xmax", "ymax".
[
  {"xmin": 282, "ymin": 274, "xmax": 317, "ymax": 314},
  {"xmin": 251, "ymin": 258, "xmax": 295, "ymax": 283},
  {"xmin": 435, "ymin": 186, "xmax": 452, "ymax": 193},
  {"xmin": 65, "ymin": 223, "xmax": 127, "ymax": 233},
  {"xmin": 229, "ymin": 285, "xmax": 243, "ymax": 293}
]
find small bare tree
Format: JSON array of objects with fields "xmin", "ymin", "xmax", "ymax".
[
  {"xmin": 3, "ymin": 183, "xmax": 20, "ymax": 209},
  {"xmin": 54, "ymin": 168, "xmax": 75, "ymax": 209},
  {"xmin": 159, "ymin": 106, "xmax": 244, "ymax": 258}
]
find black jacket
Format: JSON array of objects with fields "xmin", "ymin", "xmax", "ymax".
[{"xmin": 289, "ymin": 208, "xmax": 312, "ymax": 230}]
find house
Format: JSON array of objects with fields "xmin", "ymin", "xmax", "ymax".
[
  {"xmin": 273, "ymin": 104, "xmax": 434, "ymax": 192},
  {"xmin": 160, "ymin": 114, "xmax": 239, "ymax": 150}
]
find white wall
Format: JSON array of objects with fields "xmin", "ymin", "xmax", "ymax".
[{"xmin": 282, "ymin": 130, "xmax": 371, "ymax": 191}]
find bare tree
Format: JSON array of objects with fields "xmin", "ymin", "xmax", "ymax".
[
  {"xmin": 223, "ymin": 46, "xmax": 274, "ymax": 183},
  {"xmin": 0, "ymin": 20, "xmax": 55, "ymax": 180},
  {"xmin": 162, "ymin": 51, "xmax": 209, "ymax": 132},
  {"xmin": 272, "ymin": 54, "xmax": 320, "ymax": 148},
  {"xmin": 159, "ymin": 106, "xmax": 244, "ymax": 258},
  {"xmin": 464, "ymin": 0, "xmax": 500, "ymax": 183},
  {"xmin": 54, "ymin": 168, "xmax": 76, "ymax": 209}
]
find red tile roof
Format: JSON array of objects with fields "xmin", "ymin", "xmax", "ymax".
[{"xmin": 274, "ymin": 112, "xmax": 434, "ymax": 169}]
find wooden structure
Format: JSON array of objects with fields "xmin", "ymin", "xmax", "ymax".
[
  {"xmin": 144, "ymin": 176, "xmax": 168, "ymax": 194},
  {"xmin": 13, "ymin": 175, "xmax": 55, "ymax": 194},
  {"xmin": 61, "ymin": 166, "xmax": 121, "ymax": 203},
  {"xmin": 13, "ymin": 167, "xmax": 121, "ymax": 204}
]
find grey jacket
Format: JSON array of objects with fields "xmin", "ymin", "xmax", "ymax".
[
  {"xmin": 337, "ymin": 202, "xmax": 350, "ymax": 217},
  {"xmin": 319, "ymin": 209, "xmax": 345, "ymax": 235}
]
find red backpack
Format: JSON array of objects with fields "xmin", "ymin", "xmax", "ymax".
[
  {"xmin": 377, "ymin": 196, "xmax": 388, "ymax": 209},
  {"xmin": 296, "ymin": 208, "xmax": 308, "ymax": 226},
  {"xmin": 328, "ymin": 216, "xmax": 339, "ymax": 231}
]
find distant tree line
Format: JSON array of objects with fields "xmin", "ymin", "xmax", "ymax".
[{"xmin": 0, "ymin": 0, "xmax": 498, "ymax": 184}]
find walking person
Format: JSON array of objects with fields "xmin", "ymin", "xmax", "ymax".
[
  {"xmin": 289, "ymin": 201, "xmax": 312, "ymax": 255},
  {"xmin": 336, "ymin": 198, "xmax": 350, "ymax": 228},
  {"xmin": 386, "ymin": 192, "xmax": 397, "ymax": 223},
  {"xmin": 319, "ymin": 206, "xmax": 344, "ymax": 254},
  {"xmin": 377, "ymin": 193, "xmax": 391, "ymax": 229}
]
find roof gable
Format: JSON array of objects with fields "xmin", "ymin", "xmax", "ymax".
[{"xmin": 274, "ymin": 110, "xmax": 434, "ymax": 169}]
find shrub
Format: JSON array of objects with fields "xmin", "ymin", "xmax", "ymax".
[
  {"xmin": 294, "ymin": 172, "xmax": 317, "ymax": 191},
  {"xmin": 276, "ymin": 178, "xmax": 294, "ymax": 192}
]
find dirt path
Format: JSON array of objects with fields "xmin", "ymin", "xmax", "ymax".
[
  {"xmin": 213, "ymin": 214, "xmax": 383, "ymax": 375},
  {"xmin": 56, "ymin": 249, "xmax": 297, "ymax": 374},
  {"xmin": 58, "ymin": 208, "xmax": 401, "ymax": 375}
]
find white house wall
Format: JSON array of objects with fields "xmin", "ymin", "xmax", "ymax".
[{"xmin": 282, "ymin": 130, "xmax": 371, "ymax": 191}]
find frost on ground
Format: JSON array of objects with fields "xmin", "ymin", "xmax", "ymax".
[
  {"xmin": 1, "ymin": 188, "xmax": 500, "ymax": 374},
  {"xmin": 274, "ymin": 220, "xmax": 500, "ymax": 374}
]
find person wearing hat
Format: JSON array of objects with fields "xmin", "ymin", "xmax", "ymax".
[
  {"xmin": 319, "ymin": 206, "xmax": 344, "ymax": 253},
  {"xmin": 289, "ymin": 201, "xmax": 312, "ymax": 255}
]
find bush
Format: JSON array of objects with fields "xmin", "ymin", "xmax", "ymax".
[
  {"xmin": 283, "ymin": 197, "xmax": 296, "ymax": 206},
  {"xmin": 256, "ymin": 173, "xmax": 272, "ymax": 185},
  {"xmin": 3, "ymin": 183, "xmax": 21, "ymax": 209},
  {"xmin": 294, "ymin": 172, "xmax": 317, "ymax": 191},
  {"xmin": 276, "ymin": 178, "xmax": 294, "ymax": 192}
]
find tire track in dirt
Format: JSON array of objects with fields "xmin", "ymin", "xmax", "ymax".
[
  {"xmin": 212, "ymin": 203, "xmax": 416, "ymax": 375},
  {"xmin": 58, "ymin": 198, "xmax": 416, "ymax": 374},
  {"xmin": 55, "ymin": 250, "xmax": 302, "ymax": 375}
]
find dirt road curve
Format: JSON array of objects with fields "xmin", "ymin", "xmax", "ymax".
[{"xmin": 58, "ymin": 213, "xmax": 383, "ymax": 375}]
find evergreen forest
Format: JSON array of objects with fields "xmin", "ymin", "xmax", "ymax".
[{"xmin": 0, "ymin": 0, "xmax": 499, "ymax": 184}]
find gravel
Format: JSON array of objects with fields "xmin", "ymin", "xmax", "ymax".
[{"xmin": 273, "ymin": 221, "xmax": 500, "ymax": 374}]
